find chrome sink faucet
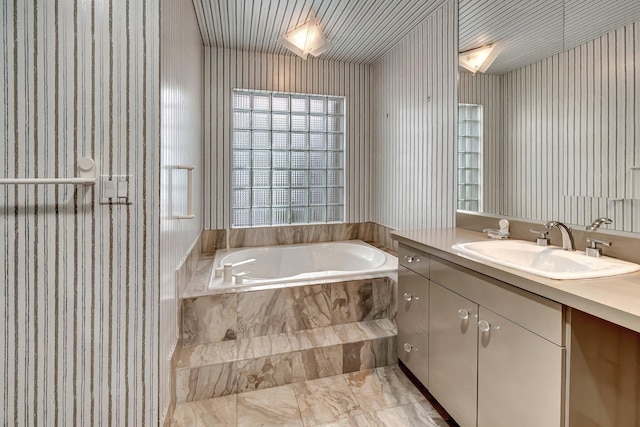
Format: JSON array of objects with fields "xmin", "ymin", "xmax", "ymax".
[
  {"xmin": 544, "ymin": 221, "xmax": 575, "ymax": 251},
  {"xmin": 586, "ymin": 217, "xmax": 612, "ymax": 231}
]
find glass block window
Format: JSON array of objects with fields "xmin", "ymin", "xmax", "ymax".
[
  {"xmin": 458, "ymin": 104, "xmax": 483, "ymax": 211},
  {"xmin": 232, "ymin": 89, "xmax": 345, "ymax": 227}
]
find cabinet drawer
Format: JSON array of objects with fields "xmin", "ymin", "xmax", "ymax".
[
  {"xmin": 397, "ymin": 318, "xmax": 429, "ymax": 387},
  {"xmin": 398, "ymin": 266, "xmax": 429, "ymax": 328},
  {"xmin": 398, "ymin": 244, "xmax": 429, "ymax": 278},
  {"xmin": 430, "ymin": 257, "xmax": 564, "ymax": 345}
]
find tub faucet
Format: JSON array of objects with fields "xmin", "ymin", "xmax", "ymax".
[
  {"xmin": 544, "ymin": 221, "xmax": 575, "ymax": 251},
  {"xmin": 586, "ymin": 217, "xmax": 612, "ymax": 231}
]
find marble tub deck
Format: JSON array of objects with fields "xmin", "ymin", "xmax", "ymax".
[{"xmin": 172, "ymin": 364, "xmax": 451, "ymax": 427}]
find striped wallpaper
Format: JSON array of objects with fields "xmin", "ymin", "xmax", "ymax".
[
  {"xmin": 371, "ymin": 0, "xmax": 458, "ymax": 230},
  {"xmin": 501, "ymin": 54, "xmax": 566, "ymax": 225},
  {"xmin": 464, "ymin": 19, "xmax": 640, "ymax": 233},
  {"xmin": 159, "ymin": 0, "xmax": 203, "ymax": 423},
  {"xmin": 1, "ymin": 1, "xmax": 160, "ymax": 426},
  {"xmin": 203, "ymin": 47, "xmax": 372, "ymax": 229}
]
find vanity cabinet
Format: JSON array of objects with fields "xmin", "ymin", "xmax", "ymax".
[
  {"xmin": 428, "ymin": 256, "xmax": 565, "ymax": 427},
  {"xmin": 429, "ymin": 282, "xmax": 478, "ymax": 427},
  {"xmin": 396, "ymin": 244, "xmax": 566, "ymax": 427},
  {"xmin": 477, "ymin": 306, "xmax": 564, "ymax": 427},
  {"xmin": 397, "ymin": 244, "xmax": 430, "ymax": 386}
]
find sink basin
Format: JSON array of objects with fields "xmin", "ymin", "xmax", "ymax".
[{"xmin": 451, "ymin": 240, "xmax": 640, "ymax": 280}]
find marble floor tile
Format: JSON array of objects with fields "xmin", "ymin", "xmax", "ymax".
[
  {"xmin": 237, "ymin": 333, "xmax": 292, "ymax": 360},
  {"xmin": 292, "ymin": 345, "xmax": 343, "ymax": 383},
  {"xmin": 237, "ymin": 384, "xmax": 304, "ymax": 427},
  {"xmin": 288, "ymin": 326, "xmax": 341, "ymax": 351},
  {"xmin": 176, "ymin": 362, "xmax": 238, "ymax": 402},
  {"xmin": 177, "ymin": 340, "xmax": 237, "ymax": 369},
  {"xmin": 172, "ymin": 395, "xmax": 236, "ymax": 426},
  {"xmin": 364, "ymin": 401, "xmax": 449, "ymax": 427},
  {"xmin": 373, "ymin": 319, "xmax": 397, "ymax": 334},
  {"xmin": 293, "ymin": 376, "xmax": 363, "ymax": 426},
  {"xmin": 171, "ymin": 366, "xmax": 452, "ymax": 427},
  {"xmin": 342, "ymin": 338, "xmax": 395, "ymax": 374},
  {"xmin": 332, "ymin": 320, "xmax": 395, "ymax": 344},
  {"xmin": 311, "ymin": 414, "xmax": 373, "ymax": 427},
  {"xmin": 237, "ymin": 354, "xmax": 294, "ymax": 392},
  {"xmin": 345, "ymin": 365, "xmax": 425, "ymax": 413}
]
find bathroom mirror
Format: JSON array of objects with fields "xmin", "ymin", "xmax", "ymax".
[{"xmin": 458, "ymin": 0, "xmax": 640, "ymax": 233}]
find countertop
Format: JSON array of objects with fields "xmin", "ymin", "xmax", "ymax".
[{"xmin": 392, "ymin": 227, "xmax": 640, "ymax": 334}]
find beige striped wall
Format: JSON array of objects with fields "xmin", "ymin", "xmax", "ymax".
[
  {"xmin": 1, "ymin": 1, "xmax": 160, "ymax": 425},
  {"xmin": 501, "ymin": 54, "xmax": 568, "ymax": 226},
  {"xmin": 473, "ymin": 20, "xmax": 640, "ymax": 233},
  {"xmin": 203, "ymin": 48, "xmax": 372, "ymax": 229},
  {"xmin": 160, "ymin": 0, "xmax": 203, "ymax": 423},
  {"xmin": 459, "ymin": 72, "xmax": 502, "ymax": 214},
  {"xmin": 371, "ymin": 0, "xmax": 458, "ymax": 230}
]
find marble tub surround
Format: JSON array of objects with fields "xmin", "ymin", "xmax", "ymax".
[
  {"xmin": 175, "ymin": 319, "xmax": 397, "ymax": 401},
  {"xmin": 200, "ymin": 228, "xmax": 227, "ymax": 256},
  {"xmin": 182, "ymin": 278, "xmax": 395, "ymax": 346},
  {"xmin": 177, "ymin": 320, "xmax": 396, "ymax": 371},
  {"xmin": 200, "ymin": 222, "xmax": 397, "ymax": 252},
  {"xmin": 183, "ymin": 256, "xmax": 215, "ymax": 293},
  {"xmin": 175, "ymin": 232, "xmax": 204, "ymax": 299},
  {"xmin": 182, "ymin": 293, "xmax": 238, "ymax": 346},
  {"xmin": 171, "ymin": 365, "xmax": 450, "ymax": 427}
]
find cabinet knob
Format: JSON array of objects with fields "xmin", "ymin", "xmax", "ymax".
[
  {"xmin": 403, "ymin": 292, "xmax": 419, "ymax": 302},
  {"xmin": 404, "ymin": 255, "xmax": 420, "ymax": 263},
  {"xmin": 478, "ymin": 320, "xmax": 491, "ymax": 332},
  {"xmin": 403, "ymin": 343, "xmax": 414, "ymax": 353},
  {"xmin": 458, "ymin": 308, "xmax": 470, "ymax": 320}
]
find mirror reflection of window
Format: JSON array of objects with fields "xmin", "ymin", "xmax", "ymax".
[{"xmin": 458, "ymin": 103, "xmax": 482, "ymax": 212}]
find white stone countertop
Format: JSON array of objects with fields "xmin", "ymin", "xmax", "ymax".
[{"xmin": 392, "ymin": 227, "xmax": 640, "ymax": 334}]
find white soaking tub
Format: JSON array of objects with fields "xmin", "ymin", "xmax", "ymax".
[{"xmin": 209, "ymin": 240, "xmax": 397, "ymax": 290}]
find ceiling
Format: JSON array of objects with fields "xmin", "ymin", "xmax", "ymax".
[
  {"xmin": 192, "ymin": 0, "xmax": 640, "ymax": 71},
  {"xmin": 460, "ymin": 0, "xmax": 640, "ymax": 74},
  {"xmin": 192, "ymin": 0, "xmax": 447, "ymax": 64}
]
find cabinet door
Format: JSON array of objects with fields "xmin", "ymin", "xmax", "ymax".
[
  {"xmin": 477, "ymin": 307, "xmax": 564, "ymax": 427},
  {"xmin": 397, "ymin": 315, "xmax": 429, "ymax": 387},
  {"xmin": 429, "ymin": 282, "xmax": 478, "ymax": 427},
  {"xmin": 398, "ymin": 266, "xmax": 430, "ymax": 328}
]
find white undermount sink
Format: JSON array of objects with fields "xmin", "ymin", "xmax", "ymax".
[{"xmin": 452, "ymin": 240, "xmax": 640, "ymax": 280}]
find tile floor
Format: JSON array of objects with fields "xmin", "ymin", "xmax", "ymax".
[{"xmin": 172, "ymin": 364, "xmax": 451, "ymax": 426}]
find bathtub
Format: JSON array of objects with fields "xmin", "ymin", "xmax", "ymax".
[{"xmin": 208, "ymin": 240, "xmax": 397, "ymax": 290}]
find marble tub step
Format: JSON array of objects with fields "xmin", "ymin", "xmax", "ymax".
[{"xmin": 176, "ymin": 319, "xmax": 397, "ymax": 403}]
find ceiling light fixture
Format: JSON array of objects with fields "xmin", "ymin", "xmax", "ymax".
[
  {"xmin": 278, "ymin": 15, "xmax": 332, "ymax": 60},
  {"xmin": 459, "ymin": 43, "xmax": 499, "ymax": 74}
]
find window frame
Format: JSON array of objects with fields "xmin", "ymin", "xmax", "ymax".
[
  {"xmin": 457, "ymin": 103, "xmax": 483, "ymax": 212},
  {"xmin": 230, "ymin": 89, "xmax": 346, "ymax": 228}
]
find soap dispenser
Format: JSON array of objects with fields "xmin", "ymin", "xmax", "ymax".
[
  {"xmin": 498, "ymin": 219, "xmax": 510, "ymax": 237},
  {"xmin": 483, "ymin": 219, "xmax": 510, "ymax": 239}
]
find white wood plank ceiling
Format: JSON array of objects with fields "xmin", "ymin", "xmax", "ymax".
[
  {"xmin": 460, "ymin": 0, "xmax": 640, "ymax": 74},
  {"xmin": 192, "ymin": 0, "xmax": 640, "ymax": 71},
  {"xmin": 192, "ymin": 0, "xmax": 448, "ymax": 64}
]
